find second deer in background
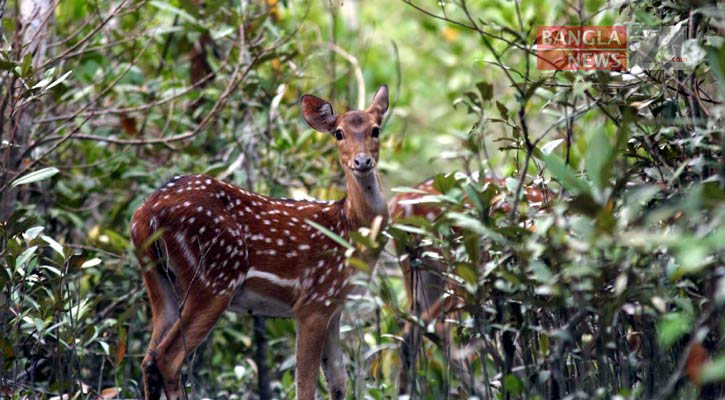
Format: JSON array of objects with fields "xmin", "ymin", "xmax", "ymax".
[{"xmin": 388, "ymin": 175, "xmax": 550, "ymax": 394}]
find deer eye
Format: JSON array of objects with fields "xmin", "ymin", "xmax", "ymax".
[
  {"xmin": 371, "ymin": 127, "xmax": 380, "ymax": 138},
  {"xmin": 334, "ymin": 129, "xmax": 344, "ymax": 141}
]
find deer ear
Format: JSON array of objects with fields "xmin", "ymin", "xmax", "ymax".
[
  {"xmin": 301, "ymin": 94, "xmax": 337, "ymax": 133},
  {"xmin": 367, "ymin": 84, "xmax": 389, "ymax": 121}
]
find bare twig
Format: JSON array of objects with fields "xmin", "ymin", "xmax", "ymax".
[{"xmin": 326, "ymin": 43, "xmax": 365, "ymax": 110}]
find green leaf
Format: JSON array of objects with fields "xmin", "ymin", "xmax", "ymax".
[
  {"xmin": 543, "ymin": 152, "xmax": 590, "ymax": 196},
  {"xmin": 81, "ymin": 258, "xmax": 102, "ymax": 269},
  {"xmin": 463, "ymin": 184, "xmax": 484, "ymax": 213},
  {"xmin": 701, "ymin": 354, "xmax": 725, "ymax": 384},
  {"xmin": 45, "ymin": 70, "xmax": 73, "ymax": 91},
  {"xmin": 541, "ymin": 138, "xmax": 564, "ymax": 155},
  {"xmin": 447, "ymin": 212, "xmax": 507, "ymax": 245},
  {"xmin": 390, "ymin": 223, "xmax": 427, "ymax": 235},
  {"xmin": 24, "ymin": 226, "xmax": 44, "ymax": 240},
  {"xmin": 496, "ymin": 101, "xmax": 509, "ymax": 120},
  {"xmin": 16, "ymin": 246, "xmax": 38, "ymax": 269},
  {"xmin": 41, "ymin": 235, "xmax": 65, "ymax": 257},
  {"xmin": 585, "ymin": 128, "xmax": 613, "ymax": 190},
  {"xmin": 150, "ymin": 0, "xmax": 198, "ymax": 24},
  {"xmin": 476, "ymin": 81, "xmax": 494, "ymax": 101},
  {"xmin": 304, "ymin": 220, "xmax": 353, "ymax": 251},
  {"xmin": 707, "ymin": 42, "xmax": 725, "ymax": 96},
  {"xmin": 504, "ymin": 374, "xmax": 524, "ymax": 396},
  {"xmin": 2, "ymin": 17, "xmax": 15, "ymax": 36},
  {"xmin": 656, "ymin": 312, "xmax": 692, "ymax": 348},
  {"xmin": 432, "ymin": 173, "xmax": 458, "ymax": 194},
  {"xmin": 20, "ymin": 53, "xmax": 32, "ymax": 77},
  {"xmin": 11, "ymin": 167, "xmax": 59, "ymax": 188},
  {"xmin": 455, "ymin": 262, "xmax": 477, "ymax": 285}
]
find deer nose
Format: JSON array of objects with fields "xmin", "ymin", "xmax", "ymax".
[{"xmin": 353, "ymin": 153, "xmax": 373, "ymax": 172}]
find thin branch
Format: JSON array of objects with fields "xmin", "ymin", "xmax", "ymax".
[{"xmin": 326, "ymin": 42, "xmax": 365, "ymax": 110}]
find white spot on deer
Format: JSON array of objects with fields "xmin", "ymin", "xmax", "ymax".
[
  {"xmin": 245, "ymin": 268, "xmax": 297, "ymax": 287},
  {"xmin": 276, "ymin": 239, "xmax": 285, "ymax": 246},
  {"xmin": 183, "ymin": 201, "xmax": 191, "ymax": 207},
  {"xmin": 205, "ymin": 179, "xmax": 212, "ymax": 185},
  {"xmin": 298, "ymin": 244, "xmax": 310, "ymax": 251}
]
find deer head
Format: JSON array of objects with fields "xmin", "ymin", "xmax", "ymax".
[{"xmin": 301, "ymin": 85, "xmax": 389, "ymax": 228}]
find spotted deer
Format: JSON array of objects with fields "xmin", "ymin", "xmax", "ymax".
[
  {"xmin": 388, "ymin": 176, "xmax": 549, "ymax": 393},
  {"xmin": 130, "ymin": 85, "xmax": 389, "ymax": 400}
]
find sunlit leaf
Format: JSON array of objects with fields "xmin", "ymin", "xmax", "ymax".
[
  {"xmin": 41, "ymin": 235, "xmax": 64, "ymax": 257},
  {"xmin": 16, "ymin": 246, "xmax": 38, "ymax": 269},
  {"xmin": 11, "ymin": 167, "xmax": 59, "ymax": 188},
  {"xmin": 81, "ymin": 258, "xmax": 102, "ymax": 269}
]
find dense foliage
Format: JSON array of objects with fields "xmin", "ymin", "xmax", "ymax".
[{"xmin": 1, "ymin": 0, "xmax": 724, "ymax": 399}]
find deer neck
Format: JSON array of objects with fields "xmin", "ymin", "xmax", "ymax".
[{"xmin": 343, "ymin": 169, "xmax": 388, "ymax": 231}]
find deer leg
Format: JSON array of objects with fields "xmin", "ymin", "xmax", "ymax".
[
  {"xmin": 138, "ymin": 246, "xmax": 180, "ymax": 400},
  {"xmin": 295, "ymin": 311, "xmax": 331, "ymax": 400},
  {"xmin": 398, "ymin": 255, "xmax": 417, "ymax": 394},
  {"xmin": 151, "ymin": 290, "xmax": 231, "ymax": 400},
  {"xmin": 400, "ymin": 260, "xmax": 447, "ymax": 394},
  {"xmin": 322, "ymin": 312, "xmax": 345, "ymax": 400}
]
